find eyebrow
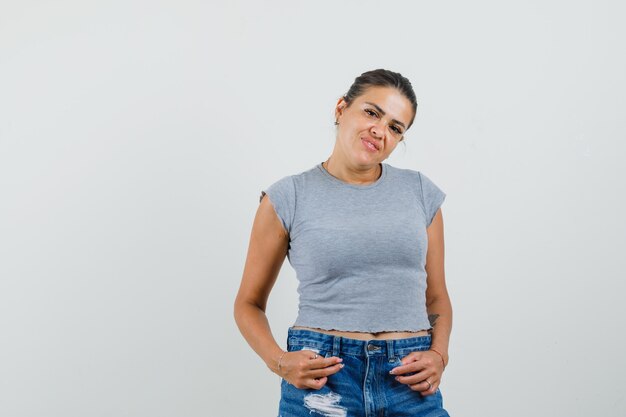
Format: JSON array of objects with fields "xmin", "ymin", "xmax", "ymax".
[{"xmin": 364, "ymin": 102, "xmax": 407, "ymax": 130}]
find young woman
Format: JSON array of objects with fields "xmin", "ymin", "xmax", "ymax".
[{"xmin": 234, "ymin": 69, "xmax": 452, "ymax": 416}]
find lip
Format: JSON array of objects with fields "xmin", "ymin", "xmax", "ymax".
[{"xmin": 361, "ymin": 137, "xmax": 379, "ymax": 152}]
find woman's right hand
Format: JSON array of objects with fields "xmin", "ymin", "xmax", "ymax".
[{"xmin": 278, "ymin": 350, "xmax": 344, "ymax": 389}]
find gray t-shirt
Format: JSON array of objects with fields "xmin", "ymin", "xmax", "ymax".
[{"xmin": 260, "ymin": 162, "xmax": 446, "ymax": 332}]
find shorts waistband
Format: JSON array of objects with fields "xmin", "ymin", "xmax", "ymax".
[{"xmin": 286, "ymin": 327, "xmax": 432, "ymax": 360}]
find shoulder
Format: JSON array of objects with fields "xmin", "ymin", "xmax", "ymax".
[
  {"xmin": 261, "ymin": 164, "xmax": 319, "ymax": 197},
  {"xmin": 260, "ymin": 175, "xmax": 295, "ymax": 203},
  {"xmin": 383, "ymin": 163, "xmax": 423, "ymax": 186},
  {"xmin": 384, "ymin": 163, "xmax": 445, "ymax": 186}
]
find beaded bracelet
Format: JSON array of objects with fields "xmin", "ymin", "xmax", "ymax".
[{"xmin": 429, "ymin": 348, "xmax": 447, "ymax": 368}]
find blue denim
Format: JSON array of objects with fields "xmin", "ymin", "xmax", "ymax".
[{"xmin": 278, "ymin": 328, "xmax": 450, "ymax": 417}]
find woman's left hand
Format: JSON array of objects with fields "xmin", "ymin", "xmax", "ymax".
[{"xmin": 389, "ymin": 350, "xmax": 445, "ymax": 396}]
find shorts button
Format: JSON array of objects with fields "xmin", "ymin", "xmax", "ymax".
[{"xmin": 367, "ymin": 344, "xmax": 380, "ymax": 351}]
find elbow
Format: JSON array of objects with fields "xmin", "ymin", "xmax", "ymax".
[
  {"xmin": 233, "ymin": 295, "xmax": 248, "ymax": 327},
  {"xmin": 233, "ymin": 298, "xmax": 241, "ymax": 327},
  {"xmin": 233, "ymin": 294, "xmax": 265, "ymax": 326},
  {"xmin": 426, "ymin": 291, "xmax": 452, "ymax": 310}
]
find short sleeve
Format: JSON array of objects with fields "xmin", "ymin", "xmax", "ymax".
[
  {"xmin": 418, "ymin": 171, "xmax": 446, "ymax": 227},
  {"xmin": 259, "ymin": 176, "xmax": 296, "ymax": 234}
]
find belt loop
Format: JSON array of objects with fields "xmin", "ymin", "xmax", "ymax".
[
  {"xmin": 386, "ymin": 340, "xmax": 395, "ymax": 361},
  {"xmin": 332, "ymin": 336, "xmax": 340, "ymax": 356}
]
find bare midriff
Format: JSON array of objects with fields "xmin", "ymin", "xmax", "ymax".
[{"xmin": 291, "ymin": 325, "xmax": 430, "ymax": 341}]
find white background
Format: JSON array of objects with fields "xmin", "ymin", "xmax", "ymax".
[{"xmin": 1, "ymin": 1, "xmax": 625, "ymax": 416}]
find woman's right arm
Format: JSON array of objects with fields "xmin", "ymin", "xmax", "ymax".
[{"xmin": 233, "ymin": 193, "xmax": 290, "ymax": 375}]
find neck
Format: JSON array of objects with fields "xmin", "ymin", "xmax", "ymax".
[{"xmin": 322, "ymin": 157, "xmax": 381, "ymax": 185}]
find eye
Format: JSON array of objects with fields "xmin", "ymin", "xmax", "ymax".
[
  {"xmin": 364, "ymin": 109, "xmax": 378, "ymax": 117},
  {"xmin": 391, "ymin": 125, "xmax": 403, "ymax": 134}
]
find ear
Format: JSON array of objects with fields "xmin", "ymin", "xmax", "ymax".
[{"xmin": 335, "ymin": 96, "xmax": 347, "ymax": 121}]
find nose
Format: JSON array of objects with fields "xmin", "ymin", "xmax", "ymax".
[
  {"xmin": 370, "ymin": 121, "xmax": 385, "ymax": 139},
  {"xmin": 372, "ymin": 125, "xmax": 382, "ymax": 138}
]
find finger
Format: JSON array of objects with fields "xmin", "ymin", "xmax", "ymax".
[
  {"xmin": 399, "ymin": 352, "xmax": 424, "ymax": 365},
  {"xmin": 302, "ymin": 350, "xmax": 320, "ymax": 360},
  {"xmin": 306, "ymin": 376, "xmax": 328, "ymax": 390},
  {"xmin": 395, "ymin": 369, "xmax": 432, "ymax": 386},
  {"xmin": 408, "ymin": 381, "xmax": 427, "ymax": 393},
  {"xmin": 390, "ymin": 365, "xmax": 420, "ymax": 377},
  {"xmin": 390, "ymin": 361, "xmax": 427, "ymax": 376},
  {"xmin": 395, "ymin": 352, "xmax": 439, "ymax": 371},
  {"xmin": 419, "ymin": 381, "xmax": 439, "ymax": 396},
  {"xmin": 306, "ymin": 362, "xmax": 345, "ymax": 379},
  {"xmin": 392, "ymin": 358, "xmax": 442, "ymax": 379},
  {"xmin": 309, "ymin": 356, "xmax": 343, "ymax": 370},
  {"xmin": 407, "ymin": 379, "xmax": 436, "ymax": 394}
]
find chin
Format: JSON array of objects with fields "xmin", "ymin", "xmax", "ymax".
[{"xmin": 355, "ymin": 155, "xmax": 380, "ymax": 166}]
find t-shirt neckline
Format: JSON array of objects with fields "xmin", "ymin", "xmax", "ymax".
[{"xmin": 317, "ymin": 161, "xmax": 388, "ymax": 189}]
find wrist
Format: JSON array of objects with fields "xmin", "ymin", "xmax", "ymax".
[
  {"xmin": 429, "ymin": 348, "xmax": 448, "ymax": 368},
  {"xmin": 266, "ymin": 349, "xmax": 287, "ymax": 375}
]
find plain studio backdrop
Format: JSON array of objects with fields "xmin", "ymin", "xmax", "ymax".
[{"xmin": 1, "ymin": 1, "xmax": 625, "ymax": 416}]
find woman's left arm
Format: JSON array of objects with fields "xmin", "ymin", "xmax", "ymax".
[
  {"xmin": 425, "ymin": 207, "xmax": 452, "ymax": 368},
  {"xmin": 391, "ymin": 208, "xmax": 452, "ymax": 395}
]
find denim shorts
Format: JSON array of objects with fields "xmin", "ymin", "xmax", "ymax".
[{"xmin": 278, "ymin": 327, "xmax": 450, "ymax": 417}]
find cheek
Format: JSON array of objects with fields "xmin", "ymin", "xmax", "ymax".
[
  {"xmin": 347, "ymin": 117, "xmax": 371, "ymax": 132},
  {"xmin": 384, "ymin": 141, "xmax": 399, "ymax": 153}
]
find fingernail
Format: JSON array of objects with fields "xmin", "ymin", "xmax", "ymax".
[
  {"xmin": 337, "ymin": 358, "xmax": 343, "ymax": 362},
  {"xmin": 389, "ymin": 370, "xmax": 395, "ymax": 375},
  {"xmin": 339, "ymin": 364, "xmax": 344, "ymax": 368}
]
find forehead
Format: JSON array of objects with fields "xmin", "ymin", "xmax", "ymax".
[{"xmin": 354, "ymin": 86, "xmax": 413, "ymax": 126}]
